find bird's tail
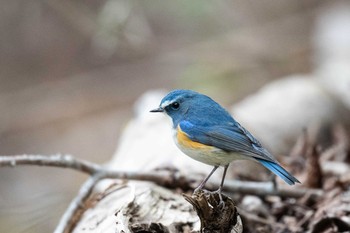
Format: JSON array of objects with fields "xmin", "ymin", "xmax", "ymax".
[{"xmin": 256, "ymin": 159, "xmax": 300, "ymax": 185}]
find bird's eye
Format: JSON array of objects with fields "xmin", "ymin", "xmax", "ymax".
[{"xmin": 171, "ymin": 102, "xmax": 180, "ymax": 110}]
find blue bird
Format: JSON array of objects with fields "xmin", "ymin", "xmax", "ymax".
[{"xmin": 150, "ymin": 90, "xmax": 299, "ymax": 200}]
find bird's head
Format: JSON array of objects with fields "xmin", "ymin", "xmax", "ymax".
[{"xmin": 150, "ymin": 90, "xmax": 200, "ymax": 126}]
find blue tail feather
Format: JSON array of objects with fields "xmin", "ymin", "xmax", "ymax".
[{"xmin": 256, "ymin": 159, "xmax": 300, "ymax": 185}]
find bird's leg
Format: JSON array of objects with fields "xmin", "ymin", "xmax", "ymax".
[
  {"xmin": 194, "ymin": 165, "xmax": 219, "ymax": 193},
  {"xmin": 215, "ymin": 164, "xmax": 229, "ymax": 207},
  {"xmin": 219, "ymin": 164, "xmax": 229, "ymax": 193}
]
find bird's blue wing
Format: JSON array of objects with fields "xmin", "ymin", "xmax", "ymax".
[{"xmin": 179, "ymin": 120, "xmax": 275, "ymax": 162}]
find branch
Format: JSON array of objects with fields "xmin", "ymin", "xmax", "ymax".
[
  {"xmin": 0, "ymin": 154, "xmax": 323, "ymax": 199},
  {"xmin": 0, "ymin": 154, "xmax": 172, "ymax": 186},
  {"xmin": 0, "ymin": 154, "xmax": 100, "ymax": 174},
  {"xmin": 222, "ymin": 180, "xmax": 323, "ymax": 199}
]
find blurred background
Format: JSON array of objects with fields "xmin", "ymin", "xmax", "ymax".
[{"xmin": 0, "ymin": 0, "xmax": 349, "ymax": 232}]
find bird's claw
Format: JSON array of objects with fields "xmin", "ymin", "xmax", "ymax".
[
  {"xmin": 194, "ymin": 188, "xmax": 226, "ymax": 209},
  {"xmin": 211, "ymin": 189, "xmax": 226, "ymax": 209}
]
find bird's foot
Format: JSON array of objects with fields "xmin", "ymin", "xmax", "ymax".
[
  {"xmin": 211, "ymin": 188, "xmax": 225, "ymax": 209},
  {"xmin": 194, "ymin": 188, "xmax": 226, "ymax": 209},
  {"xmin": 193, "ymin": 187, "xmax": 201, "ymax": 194},
  {"xmin": 193, "ymin": 187, "xmax": 210, "ymax": 195}
]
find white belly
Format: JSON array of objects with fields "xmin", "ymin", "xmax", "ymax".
[{"xmin": 173, "ymin": 130, "xmax": 246, "ymax": 166}]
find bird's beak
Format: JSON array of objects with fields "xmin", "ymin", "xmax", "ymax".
[{"xmin": 150, "ymin": 107, "xmax": 164, "ymax": 113}]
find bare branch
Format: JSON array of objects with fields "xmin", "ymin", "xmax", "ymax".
[
  {"xmin": 223, "ymin": 180, "xmax": 323, "ymax": 199},
  {"xmin": 0, "ymin": 154, "xmax": 171, "ymax": 186},
  {"xmin": 0, "ymin": 154, "xmax": 100, "ymax": 174},
  {"xmin": 0, "ymin": 154, "xmax": 322, "ymax": 199}
]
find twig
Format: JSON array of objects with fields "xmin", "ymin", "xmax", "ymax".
[
  {"xmin": 0, "ymin": 154, "xmax": 171, "ymax": 185},
  {"xmin": 0, "ymin": 154, "xmax": 100, "ymax": 174},
  {"xmin": 0, "ymin": 154, "xmax": 323, "ymax": 199},
  {"xmin": 222, "ymin": 180, "xmax": 323, "ymax": 199}
]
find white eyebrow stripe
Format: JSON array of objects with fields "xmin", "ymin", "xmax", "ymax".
[{"xmin": 160, "ymin": 100, "xmax": 173, "ymax": 109}]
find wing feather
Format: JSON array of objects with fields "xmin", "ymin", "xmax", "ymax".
[{"xmin": 179, "ymin": 120, "xmax": 276, "ymax": 162}]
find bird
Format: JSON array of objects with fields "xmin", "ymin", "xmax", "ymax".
[{"xmin": 150, "ymin": 89, "xmax": 299, "ymax": 202}]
